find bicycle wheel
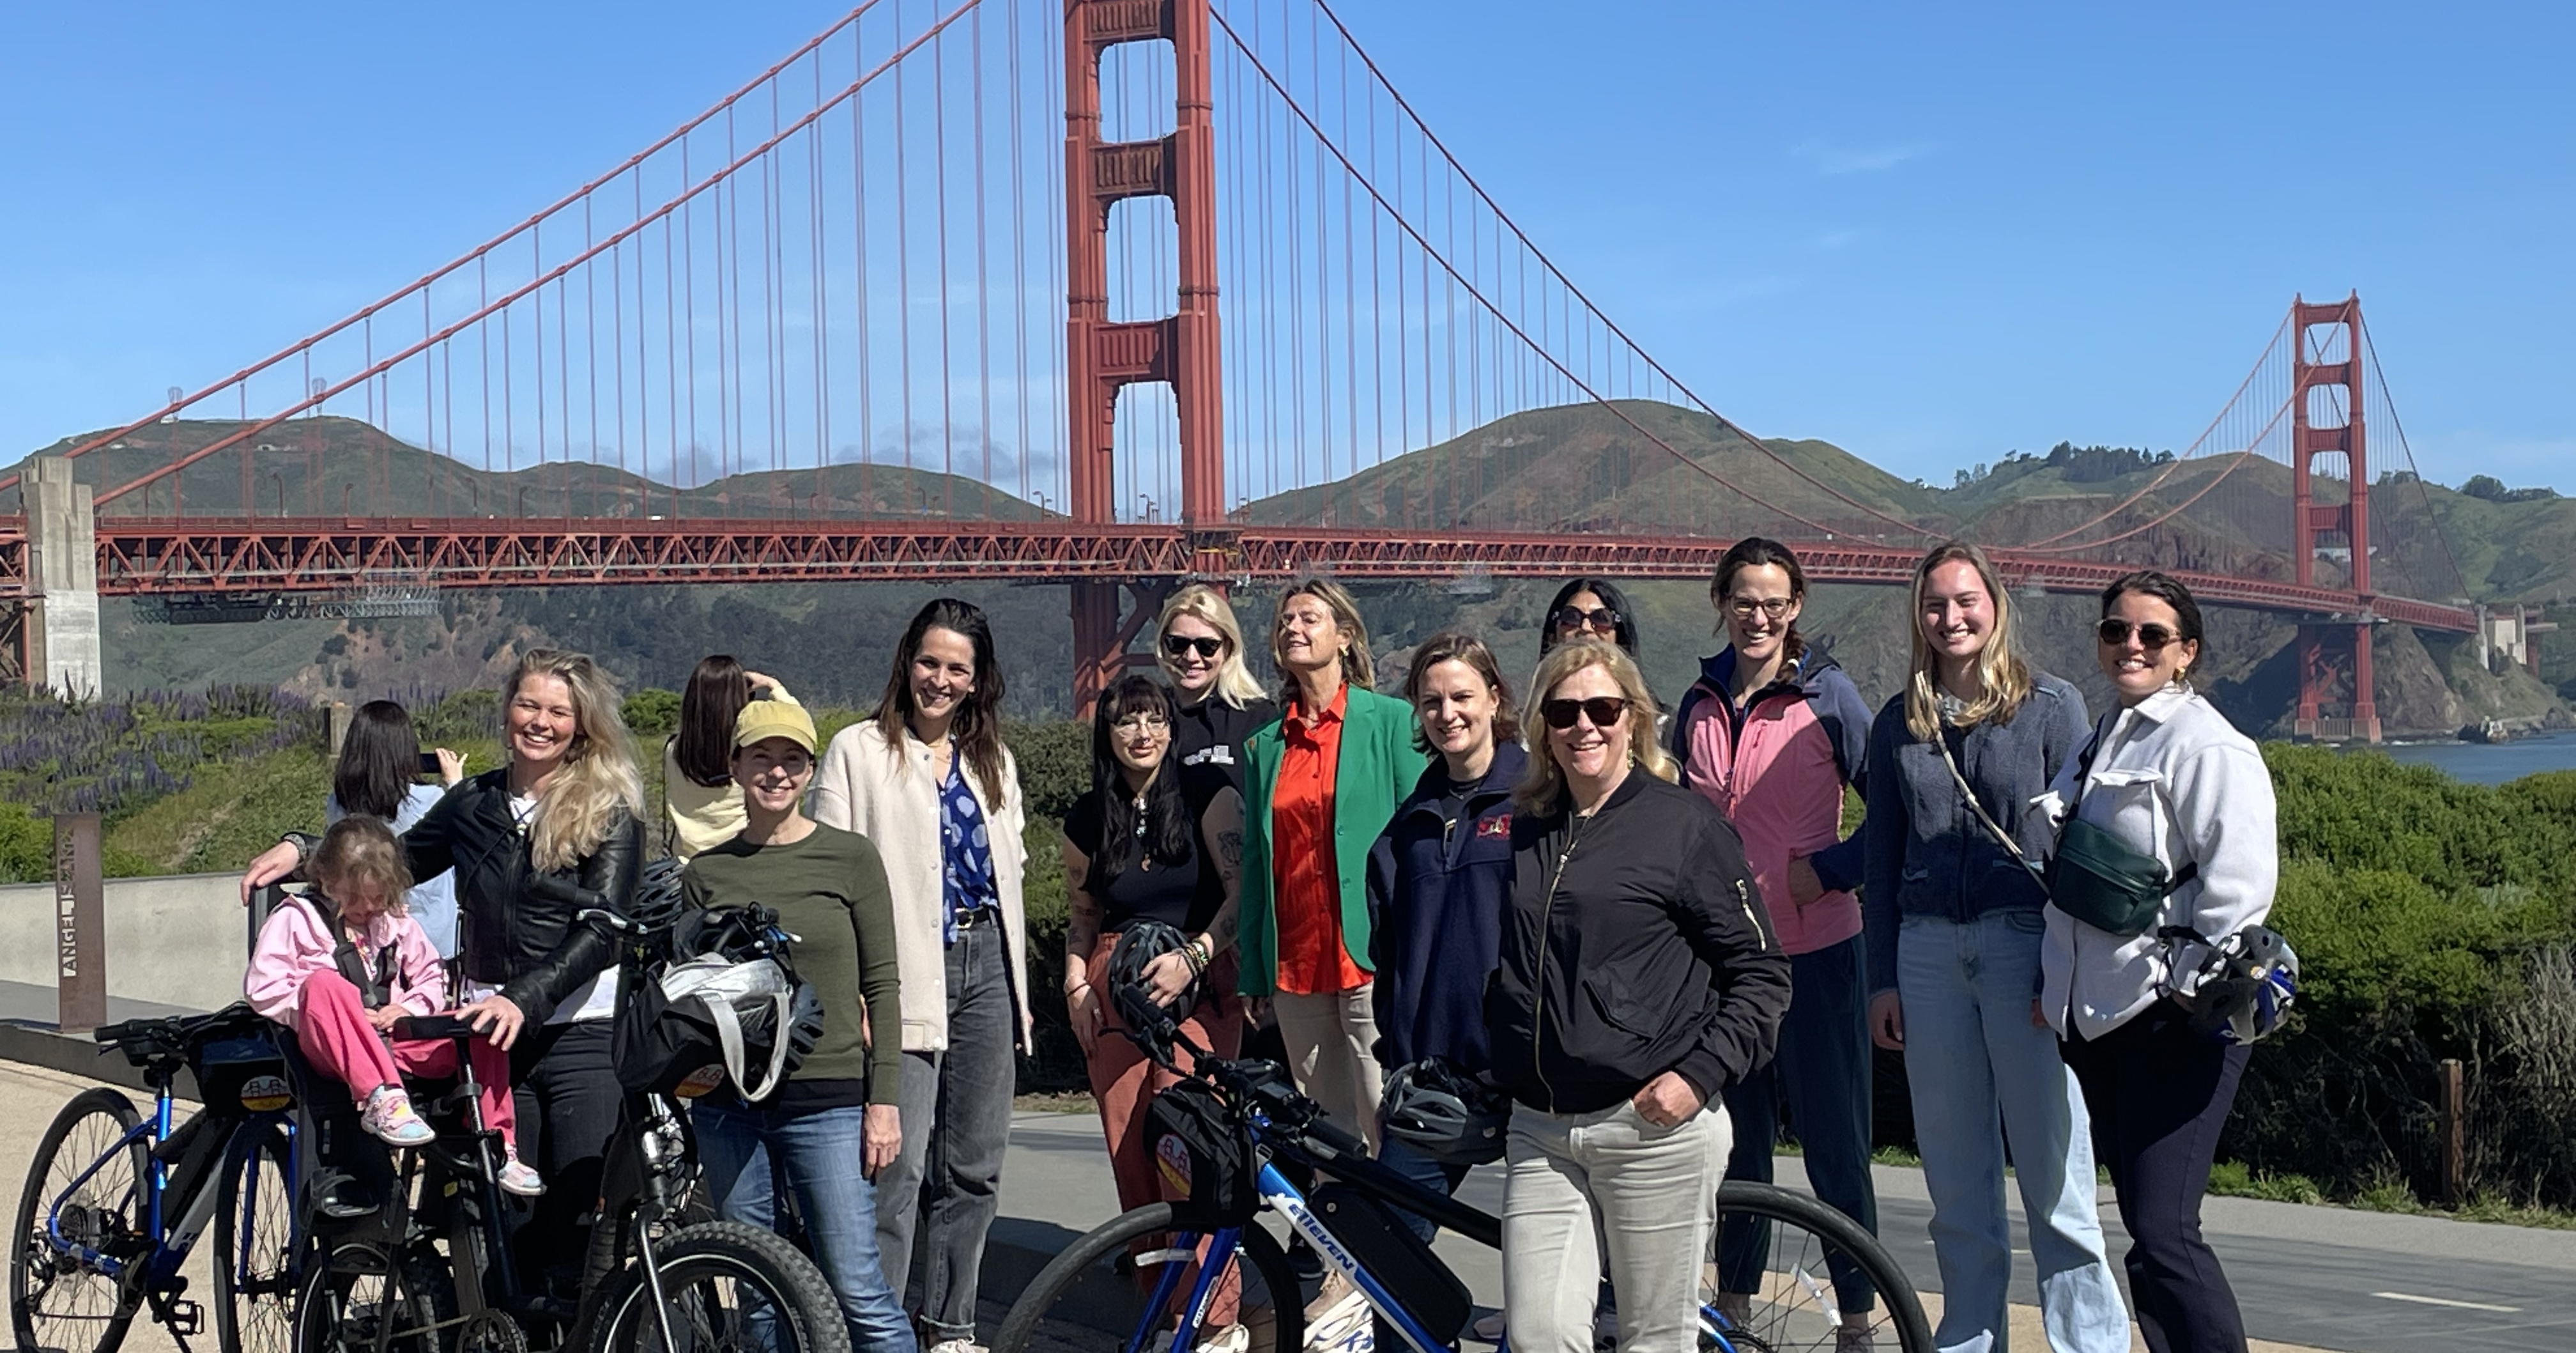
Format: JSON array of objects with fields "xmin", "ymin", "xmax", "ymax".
[
  {"xmin": 11, "ymin": 1087, "xmax": 148, "ymax": 1353},
  {"xmin": 1703, "ymin": 1181, "xmax": 1933, "ymax": 1353},
  {"xmin": 213, "ymin": 1125, "xmax": 299, "ymax": 1353},
  {"xmin": 583, "ymin": 1219, "xmax": 851, "ymax": 1353},
  {"xmin": 994, "ymin": 1204, "xmax": 1303, "ymax": 1353},
  {"xmin": 290, "ymin": 1241, "xmax": 452, "ymax": 1353}
]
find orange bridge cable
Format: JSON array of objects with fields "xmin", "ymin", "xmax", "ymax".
[
  {"xmin": 2361, "ymin": 317, "xmax": 2470, "ymax": 601},
  {"xmin": 1206, "ymin": 4, "xmax": 1861, "ymax": 542},
  {"xmin": 0, "ymin": 0, "xmax": 900, "ymax": 500},
  {"xmin": 2015, "ymin": 306, "xmax": 2296, "ymax": 548},
  {"xmin": 1287, "ymin": 0, "xmax": 1935, "ymax": 543},
  {"xmin": 2016, "ymin": 388, "xmax": 2300, "ymax": 555},
  {"xmin": 84, "ymin": 0, "xmax": 993, "ymax": 511}
]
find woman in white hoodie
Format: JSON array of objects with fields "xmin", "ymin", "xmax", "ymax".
[
  {"xmin": 811, "ymin": 598, "xmax": 1030, "ymax": 1353},
  {"xmin": 2043, "ymin": 570, "xmax": 2276, "ymax": 1353}
]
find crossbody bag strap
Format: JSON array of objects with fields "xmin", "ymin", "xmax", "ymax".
[{"xmin": 1933, "ymin": 731, "xmax": 2044, "ymax": 885}]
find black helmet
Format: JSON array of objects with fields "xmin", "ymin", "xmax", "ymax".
[
  {"xmin": 736, "ymin": 980, "xmax": 829, "ymax": 1084},
  {"xmin": 629, "ymin": 857, "xmax": 689, "ymax": 934},
  {"xmin": 1107, "ymin": 921, "xmax": 1197, "ymax": 1062},
  {"xmin": 1380, "ymin": 1058, "xmax": 1512, "ymax": 1166},
  {"xmin": 2166, "ymin": 924, "xmax": 2299, "ymax": 1045}
]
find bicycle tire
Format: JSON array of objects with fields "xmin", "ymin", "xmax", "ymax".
[
  {"xmin": 12, "ymin": 1087, "xmax": 148, "ymax": 1353},
  {"xmin": 582, "ymin": 1219, "xmax": 851, "ymax": 1353},
  {"xmin": 289, "ymin": 1241, "xmax": 449, "ymax": 1353},
  {"xmin": 993, "ymin": 1203, "xmax": 1304, "ymax": 1353},
  {"xmin": 1708, "ymin": 1180, "xmax": 1933, "ymax": 1353},
  {"xmin": 213, "ymin": 1125, "xmax": 298, "ymax": 1353}
]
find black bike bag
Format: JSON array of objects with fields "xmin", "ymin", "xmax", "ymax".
[{"xmin": 1310, "ymin": 1184, "xmax": 1471, "ymax": 1347}]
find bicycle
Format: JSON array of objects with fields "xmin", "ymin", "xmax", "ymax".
[
  {"xmin": 997, "ymin": 1046, "xmax": 1934, "ymax": 1353},
  {"xmin": 12, "ymin": 1005, "xmax": 307, "ymax": 1353}
]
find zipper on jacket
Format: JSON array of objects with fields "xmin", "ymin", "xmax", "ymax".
[
  {"xmin": 1528, "ymin": 810, "xmax": 1593, "ymax": 1111},
  {"xmin": 1736, "ymin": 877, "xmax": 1774, "ymax": 952}
]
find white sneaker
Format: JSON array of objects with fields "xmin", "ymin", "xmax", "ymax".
[
  {"xmin": 926, "ymin": 1341, "xmax": 986, "ymax": 1353},
  {"xmin": 359, "ymin": 1087, "xmax": 435, "ymax": 1148},
  {"xmin": 1198, "ymin": 1324, "xmax": 1252, "ymax": 1353},
  {"xmin": 1301, "ymin": 1285, "xmax": 1371, "ymax": 1353},
  {"xmin": 1468, "ymin": 1311, "xmax": 1505, "ymax": 1343}
]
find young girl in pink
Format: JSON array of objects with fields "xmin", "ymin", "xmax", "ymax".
[{"xmin": 245, "ymin": 816, "xmax": 544, "ymax": 1196}]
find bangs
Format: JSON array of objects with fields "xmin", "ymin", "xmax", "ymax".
[{"xmin": 1103, "ymin": 674, "xmax": 1176, "ymax": 723}]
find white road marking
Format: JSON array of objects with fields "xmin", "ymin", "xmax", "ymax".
[{"xmin": 2370, "ymin": 1290, "xmax": 2522, "ymax": 1313}]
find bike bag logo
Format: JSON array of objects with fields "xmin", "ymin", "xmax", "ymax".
[
  {"xmin": 1154, "ymin": 1131, "xmax": 1193, "ymax": 1196},
  {"xmin": 236, "ymin": 1074, "xmax": 293, "ymax": 1113}
]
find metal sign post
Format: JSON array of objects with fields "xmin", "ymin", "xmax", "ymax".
[{"xmin": 52, "ymin": 812, "xmax": 105, "ymax": 1033}]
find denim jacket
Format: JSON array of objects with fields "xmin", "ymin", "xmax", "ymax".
[{"xmin": 1860, "ymin": 674, "xmax": 2090, "ymax": 995}]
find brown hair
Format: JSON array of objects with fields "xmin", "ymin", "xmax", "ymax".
[
  {"xmin": 1514, "ymin": 638, "xmax": 1676, "ymax": 813},
  {"xmin": 675, "ymin": 654, "xmax": 755, "ymax": 789},
  {"xmin": 874, "ymin": 598, "xmax": 1011, "ymax": 807},
  {"xmin": 312, "ymin": 816, "xmax": 414, "ymax": 911},
  {"xmin": 1271, "ymin": 576, "xmax": 1375, "ymax": 695},
  {"xmin": 1712, "ymin": 537, "xmax": 1809, "ymax": 663},
  {"xmin": 1903, "ymin": 541, "xmax": 2034, "ymax": 740},
  {"xmin": 1403, "ymin": 631, "xmax": 1519, "ymax": 755}
]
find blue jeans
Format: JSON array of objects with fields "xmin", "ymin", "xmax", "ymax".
[
  {"xmin": 1896, "ymin": 912, "xmax": 2126, "ymax": 1353},
  {"xmin": 1719, "ymin": 933, "xmax": 1879, "ymax": 1313},
  {"xmin": 694, "ymin": 1099, "xmax": 914, "ymax": 1353},
  {"xmin": 874, "ymin": 924, "xmax": 1017, "ymax": 1343}
]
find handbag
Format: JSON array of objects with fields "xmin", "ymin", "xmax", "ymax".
[
  {"xmin": 612, "ymin": 907, "xmax": 820, "ymax": 1102},
  {"xmin": 1933, "ymin": 730, "xmax": 2193, "ymax": 938}
]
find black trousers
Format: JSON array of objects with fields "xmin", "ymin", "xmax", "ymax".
[
  {"xmin": 507, "ymin": 1019, "xmax": 622, "ymax": 1292},
  {"xmin": 2062, "ymin": 1003, "xmax": 2251, "ymax": 1353}
]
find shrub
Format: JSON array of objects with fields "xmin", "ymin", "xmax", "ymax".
[{"xmin": 623, "ymin": 688, "xmax": 682, "ymax": 741}]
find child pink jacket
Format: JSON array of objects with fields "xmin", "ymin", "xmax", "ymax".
[{"xmin": 245, "ymin": 897, "xmax": 448, "ymax": 1031}]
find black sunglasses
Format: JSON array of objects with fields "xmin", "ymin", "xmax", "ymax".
[
  {"xmin": 2096, "ymin": 618, "xmax": 2181, "ymax": 650},
  {"xmin": 1162, "ymin": 633, "xmax": 1224, "ymax": 660},
  {"xmin": 1540, "ymin": 695, "xmax": 1630, "ymax": 730},
  {"xmin": 1552, "ymin": 606, "xmax": 1623, "ymax": 632}
]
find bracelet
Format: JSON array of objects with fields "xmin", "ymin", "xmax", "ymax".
[{"xmin": 1183, "ymin": 939, "xmax": 1209, "ymax": 975}]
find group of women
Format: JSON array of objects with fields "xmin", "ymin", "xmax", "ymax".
[{"xmin": 245, "ymin": 532, "xmax": 2276, "ymax": 1353}]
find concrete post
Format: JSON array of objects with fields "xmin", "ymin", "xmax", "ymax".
[
  {"xmin": 24, "ymin": 458, "xmax": 100, "ymax": 699},
  {"xmin": 326, "ymin": 700, "xmax": 353, "ymax": 755}
]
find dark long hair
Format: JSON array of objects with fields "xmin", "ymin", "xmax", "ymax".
[
  {"xmin": 1712, "ymin": 537, "xmax": 1810, "ymax": 665},
  {"xmin": 1540, "ymin": 578, "xmax": 1641, "ymax": 658},
  {"xmin": 675, "ymin": 654, "xmax": 753, "ymax": 789},
  {"xmin": 875, "ymin": 598, "xmax": 1009, "ymax": 805},
  {"xmin": 332, "ymin": 700, "xmax": 422, "ymax": 822},
  {"xmin": 1084, "ymin": 675, "xmax": 1192, "ymax": 893}
]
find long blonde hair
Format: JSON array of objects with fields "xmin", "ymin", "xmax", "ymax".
[
  {"xmin": 1514, "ymin": 638, "xmax": 1676, "ymax": 813},
  {"xmin": 508, "ymin": 649, "xmax": 646, "ymax": 873},
  {"xmin": 1903, "ymin": 541, "xmax": 2034, "ymax": 740},
  {"xmin": 1271, "ymin": 576, "xmax": 1375, "ymax": 697},
  {"xmin": 1157, "ymin": 584, "xmax": 1268, "ymax": 709}
]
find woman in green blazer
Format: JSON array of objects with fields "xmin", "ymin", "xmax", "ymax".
[{"xmin": 1238, "ymin": 576, "xmax": 1427, "ymax": 1163}]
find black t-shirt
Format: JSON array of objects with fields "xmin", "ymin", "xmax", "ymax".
[
  {"xmin": 1171, "ymin": 694, "xmax": 1277, "ymax": 798},
  {"xmin": 1065, "ymin": 763, "xmax": 1232, "ymax": 933}
]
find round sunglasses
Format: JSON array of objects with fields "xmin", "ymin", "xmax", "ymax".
[
  {"xmin": 1552, "ymin": 605, "xmax": 1623, "ymax": 633},
  {"xmin": 2096, "ymin": 617, "xmax": 2182, "ymax": 649}
]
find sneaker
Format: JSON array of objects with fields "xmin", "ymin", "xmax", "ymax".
[
  {"xmin": 926, "ymin": 1340, "xmax": 988, "ymax": 1353},
  {"xmin": 1198, "ymin": 1324, "xmax": 1251, "ymax": 1353},
  {"xmin": 1834, "ymin": 1317, "xmax": 1876, "ymax": 1353},
  {"xmin": 360, "ymin": 1087, "xmax": 435, "ymax": 1147},
  {"xmin": 496, "ymin": 1150, "xmax": 546, "ymax": 1198},
  {"xmin": 1302, "ymin": 1281, "xmax": 1370, "ymax": 1353},
  {"xmin": 1468, "ymin": 1312, "xmax": 1505, "ymax": 1343}
]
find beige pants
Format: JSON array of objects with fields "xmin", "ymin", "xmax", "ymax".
[
  {"xmin": 1502, "ymin": 1098, "xmax": 1731, "ymax": 1353},
  {"xmin": 1271, "ymin": 985, "xmax": 1384, "ymax": 1152}
]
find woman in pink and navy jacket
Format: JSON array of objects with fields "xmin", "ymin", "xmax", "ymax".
[{"xmin": 1669, "ymin": 537, "xmax": 1883, "ymax": 1338}]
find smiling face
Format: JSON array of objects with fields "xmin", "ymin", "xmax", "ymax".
[
  {"xmin": 2099, "ymin": 589, "xmax": 2198, "ymax": 705},
  {"xmin": 1108, "ymin": 707, "xmax": 1172, "ymax": 778},
  {"xmin": 1414, "ymin": 658, "xmax": 1499, "ymax": 766},
  {"xmin": 507, "ymin": 672, "xmax": 579, "ymax": 774},
  {"xmin": 1275, "ymin": 592, "xmax": 1348, "ymax": 679},
  {"xmin": 909, "ymin": 626, "xmax": 979, "ymax": 726},
  {"xmin": 1553, "ymin": 587, "xmax": 1619, "ymax": 646},
  {"xmin": 1919, "ymin": 559, "xmax": 1997, "ymax": 667},
  {"xmin": 732, "ymin": 736, "xmax": 815, "ymax": 814},
  {"xmin": 1543, "ymin": 661, "xmax": 1630, "ymax": 786},
  {"xmin": 1160, "ymin": 612, "xmax": 1227, "ymax": 697},
  {"xmin": 1721, "ymin": 562, "xmax": 1803, "ymax": 666}
]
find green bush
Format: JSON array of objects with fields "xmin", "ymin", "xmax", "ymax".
[
  {"xmin": 1013, "ymin": 718, "xmax": 1092, "ymax": 819},
  {"xmin": 623, "ymin": 688, "xmax": 682, "ymax": 741},
  {"xmin": 0, "ymin": 801, "xmax": 52, "ymax": 883}
]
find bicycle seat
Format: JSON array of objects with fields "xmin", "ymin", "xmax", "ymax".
[{"xmin": 390, "ymin": 1013, "xmax": 480, "ymax": 1042}]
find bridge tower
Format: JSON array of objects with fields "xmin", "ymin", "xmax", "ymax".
[
  {"xmin": 1064, "ymin": 0, "xmax": 1225, "ymax": 705},
  {"xmin": 2290, "ymin": 292, "xmax": 2380, "ymax": 743}
]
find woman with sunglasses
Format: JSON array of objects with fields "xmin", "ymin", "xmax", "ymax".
[
  {"xmin": 1540, "ymin": 578, "xmax": 1641, "ymax": 658},
  {"xmin": 1860, "ymin": 543, "xmax": 2126, "ymax": 1353},
  {"xmin": 1670, "ymin": 539, "xmax": 1880, "ymax": 1345},
  {"xmin": 2042, "ymin": 571, "xmax": 2275, "ymax": 1353},
  {"xmin": 1487, "ymin": 638, "xmax": 1789, "ymax": 1353},
  {"xmin": 1155, "ymin": 584, "xmax": 1277, "ymax": 798}
]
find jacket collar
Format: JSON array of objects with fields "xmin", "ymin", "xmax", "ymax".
[
  {"xmin": 1397, "ymin": 742, "xmax": 1529, "ymax": 821},
  {"xmin": 1695, "ymin": 647, "xmax": 1834, "ymax": 708},
  {"xmin": 2115, "ymin": 683, "xmax": 2195, "ymax": 728}
]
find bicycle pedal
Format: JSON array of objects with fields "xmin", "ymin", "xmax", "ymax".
[{"xmin": 166, "ymin": 1299, "xmax": 204, "ymax": 1336}]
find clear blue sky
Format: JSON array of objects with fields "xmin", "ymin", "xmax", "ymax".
[{"xmin": 3, "ymin": 1, "xmax": 2567, "ymax": 490}]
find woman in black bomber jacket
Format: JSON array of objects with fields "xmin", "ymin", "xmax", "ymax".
[
  {"xmin": 247, "ymin": 650, "xmax": 646, "ymax": 1297},
  {"xmin": 1483, "ymin": 639, "xmax": 1790, "ymax": 1353}
]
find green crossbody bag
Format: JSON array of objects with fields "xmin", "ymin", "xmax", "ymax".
[{"xmin": 1935, "ymin": 732, "xmax": 2195, "ymax": 938}]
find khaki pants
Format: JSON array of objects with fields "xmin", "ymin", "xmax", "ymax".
[
  {"xmin": 1502, "ymin": 1098, "xmax": 1731, "ymax": 1353},
  {"xmin": 1271, "ymin": 985, "xmax": 1384, "ymax": 1152}
]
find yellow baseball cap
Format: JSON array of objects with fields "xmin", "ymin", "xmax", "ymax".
[{"xmin": 732, "ymin": 699, "xmax": 817, "ymax": 755}]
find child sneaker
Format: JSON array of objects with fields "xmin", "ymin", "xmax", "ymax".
[
  {"xmin": 360, "ymin": 1087, "xmax": 436, "ymax": 1147},
  {"xmin": 496, "ymin": 1150, "xmax": 546, "ymax": 1198}
]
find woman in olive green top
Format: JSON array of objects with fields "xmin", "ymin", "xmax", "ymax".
[{"xmin": 681, "ymin": 699, "xmax": 911, "ymax": 1353}]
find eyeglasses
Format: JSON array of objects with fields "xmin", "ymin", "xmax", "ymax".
[
  {"xmin": 1110, "ymin": 713, "xmax": 1172, "ymax": 734},
  {"xmin": 1161, "ymin": 634, "xmax": 1224, "ymax": 660},
  {"xmin": 2096, "ymin": 618, "xmax": 2181, "ymax": 650},
  {"xmin": 1726, "ymin": 596, "xmax": 1796, "ymax": 621},
  {"xmin": 1540, "ymin": 695, "xmax": 1630, "ymax": 730},
  {"xmin": 1552, "ymin": 606, "xmax": 1623, "ymax": 633}
]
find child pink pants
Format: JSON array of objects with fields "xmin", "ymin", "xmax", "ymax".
[{"xmin": 295, "ymin": 971, "xmax": 518, "ymax": 1147}]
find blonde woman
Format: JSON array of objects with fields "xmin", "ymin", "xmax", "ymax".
[
  {"xmin": 1156, "ymin": 584, "xmax": 1276, "ymax": 796},
  {"xmin": 1859, "ymin": 543, "xmax": 2126, "ymax": 1353},
  {"xmin": 244, "ymin": 649, "xmax": 646, "ymax": 1294},
  {"xmin": 1485, "ymin": 639, "xmax": 1789, "ymax": 1353},
  {"xmin": 811, "ymin": 598, "xmax": 1030, "ymax": 1353}
]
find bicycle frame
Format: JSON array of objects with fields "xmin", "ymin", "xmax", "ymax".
[{"xmin": 41, "ymin": 1074, "xmax": 300, "ymax": 1304}]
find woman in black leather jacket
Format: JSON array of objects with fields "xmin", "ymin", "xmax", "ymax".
[{"xmin": 247, "ymin": 649, "xmax": 645, "ymax": 1296}]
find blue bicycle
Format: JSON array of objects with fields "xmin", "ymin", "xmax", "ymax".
[{"xmin": 10, "ymin": 1005, "xmax": 307, "ymax": 1353}]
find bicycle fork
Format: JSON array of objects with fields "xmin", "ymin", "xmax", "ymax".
[{"xmin": 1255, "ymin": 1163, "xmax": 1448, "ymax": 1353}]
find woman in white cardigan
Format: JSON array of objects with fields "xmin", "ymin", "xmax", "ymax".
[
  {"xmin": 2041, "ymin": 570, "xmax": 2276, "ymax": 1353},
  {"xmin": 811, "ymin": 598, "xmax": 1029, "ymax": 1353}
]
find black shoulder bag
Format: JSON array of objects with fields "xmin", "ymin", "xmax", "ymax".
[{"xmin": 1934, "ymin": 727, "xmax": 2193, "ymax": 938}]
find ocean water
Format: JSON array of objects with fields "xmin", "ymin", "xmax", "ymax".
[{"xmin": 2373, "ymin": 731, "xmax": 2576, "ymax": 785}]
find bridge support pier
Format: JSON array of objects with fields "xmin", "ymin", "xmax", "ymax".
[
  {"xmin": 22, "ymin": 458, "xmax": 100, "ymax": 699},
  {"xmin": 2294, "ymin": 621, "xmax": 2381, "ymax": 745},
  {"xmin": 2288, "ymin": 295, "xmax": 2379, "ymax": 744}
]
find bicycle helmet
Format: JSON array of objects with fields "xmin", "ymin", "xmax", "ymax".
[
  {"xmin": 2163, "ymin": 924, "xmax": 2299, "ymax": 1045},
  {"xmin": 1380, "ymin": 1057, "xmax": 1512, "ymax": 1166},
  {"xmin": 628, "ymin": 856, "xmax": 689, "ymax": 934},
  {"xmin": 1107, "ymin": 921, "xmax": 1198, "ymax": 1063}
]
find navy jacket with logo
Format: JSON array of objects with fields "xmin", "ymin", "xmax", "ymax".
[{"xmin": 1365, "ymin": 743, "xmax": 1527, "ymax": 1077}]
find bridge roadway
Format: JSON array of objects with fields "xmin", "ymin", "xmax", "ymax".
[{"xmin": 0, "ymin": 518, "xmax": 2479, "ymax": 633}]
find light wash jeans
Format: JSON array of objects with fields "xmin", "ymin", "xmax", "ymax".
[
  {"xmin": 1896, "ymin": 911, "xmax": 2127, "ymax": 1353},
  {"xmin": 1501, "ymin": 1099, "xmax": 1730, "ymax": 1353},
  {"xmin": 694, "ymin": 1099, "xmax": 915, "ymax": 1353}
]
